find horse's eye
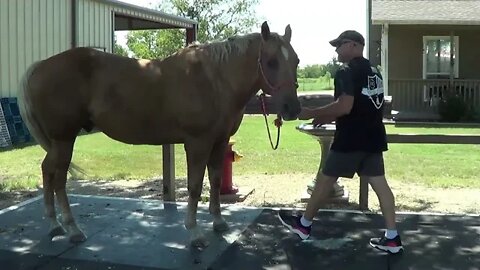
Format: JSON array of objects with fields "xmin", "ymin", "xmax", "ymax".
[{"xmin": 267, "ymin": 58, "xmax": 279, "ymax": 69}]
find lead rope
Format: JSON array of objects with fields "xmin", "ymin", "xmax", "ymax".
[{"xmin": 259, "ymin": 93, "xmax": 282, "ymax": 150}]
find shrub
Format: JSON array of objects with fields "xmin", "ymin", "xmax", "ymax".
[{"xmin": 438, "ymin": 95, "xmax": 467, "ymax": 122}]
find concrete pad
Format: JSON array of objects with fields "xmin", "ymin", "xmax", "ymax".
[
  {"xmin": 0, "ymin": 194, "xmax": 262, "ymax": 270},
  {"xmin": 210, "ymin": 209, "xmax": 480, "ymax": 270},
  {"xmin": 1, "ymin": 195, "xmax": 479, "ymax": 270}
]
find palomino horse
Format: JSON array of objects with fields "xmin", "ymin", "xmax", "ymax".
[{"xmin": 18, "ymin": 22, "xmax": 301, "ymax": 247}]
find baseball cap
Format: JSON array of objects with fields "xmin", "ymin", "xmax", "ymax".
[{"xmin": 329, "ymin": 30, "xmax": 365, "ymax": 47}]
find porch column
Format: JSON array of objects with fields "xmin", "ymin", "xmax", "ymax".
[
  {"xmin": 449, "ymin": 30, "xmax": 455, "ymax": 87},
  {"xmin": 381, "ymin": 23, "xmax": 389, "ymax": 96}
]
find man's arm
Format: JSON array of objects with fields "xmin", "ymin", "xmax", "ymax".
[{"xmin": 298, "ymin": 68, "xmax": 355, "ymax": 123}]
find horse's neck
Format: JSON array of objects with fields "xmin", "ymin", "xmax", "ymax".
[{"xmin": 219, "ymin": 38, "xmax": 262, "ymax": 110}]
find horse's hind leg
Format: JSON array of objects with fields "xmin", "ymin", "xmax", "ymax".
[
  {"xmin": 41, "ymin": 153, "xmax": 66, "ymax": 238},
  {"xmin": 50, "ymin": 139, "xmax": 86, "ymax": 243},
  {"xmin": 184, "ymin": 140, "xmax": 211, "ymax": 248},
  {"xmin": 207, "ymin": 140, "xmax": 229, "ymax": 232}
]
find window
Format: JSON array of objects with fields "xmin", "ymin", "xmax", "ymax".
[
  {"xmin": 422, "ymin": 36, "xmax": 459, "ymax": 103},
  {"xmin": 423, "ymin": 36, "xmax": 459, "ymax": 79}
]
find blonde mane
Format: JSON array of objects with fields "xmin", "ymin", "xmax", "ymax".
[{"xmin": 189, "ymin": 33, "xmax": 265, "ymax": 63}]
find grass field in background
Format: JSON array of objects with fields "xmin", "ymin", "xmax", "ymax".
[
  {"xmin": 1, "ymin": 115, "xmax": 480, "ymax": 191},
  {"xmin": 297, "ymin": 77, "xmax": 334, "ymax": 91}
]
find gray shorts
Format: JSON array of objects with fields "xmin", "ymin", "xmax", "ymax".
[{"xmin": 322, "ymin": 150, "xmax": 385, "ymax": 178}]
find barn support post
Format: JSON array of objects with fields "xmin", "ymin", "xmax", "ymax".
[{"xmin": 162, "ymin": 24, "xmax": 198, "ymax": 202}]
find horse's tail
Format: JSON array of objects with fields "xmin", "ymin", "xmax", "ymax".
[
  {"xmin": 17, "ymin": 61, "xmax": 87, "ymax": 177},
  {"xmin": 17, "ymin": 61, "xmax": 50, "ymax": 151}
]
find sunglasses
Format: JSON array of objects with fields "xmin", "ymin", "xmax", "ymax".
[{"xmin": 336, "ymin": 40, "xmax": 354, "ymax": 49}]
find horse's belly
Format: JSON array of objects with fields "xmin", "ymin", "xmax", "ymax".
[{"xmin": 93, "ymin": 113, "xmax": 185, "ymax": 145}]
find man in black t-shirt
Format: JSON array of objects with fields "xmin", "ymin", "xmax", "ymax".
[{"xmin": 278, "ymin": 30, "xmax": 403, "ymax": 254}]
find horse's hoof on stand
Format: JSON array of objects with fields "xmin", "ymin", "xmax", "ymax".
[
  {"xmin": 213, "ymin": 219, "xmax": 229, "ymax": 232},
  {"xmin": 69, "ymin": 232, "xmax": 87, "ymax": 243},
  {"xmin": 48, "ymin": 226, "xmax": 66, "ymax": 239},
  {"xmin": 191, "ymin": 236, "xmax": 209, "ymax": 249}
]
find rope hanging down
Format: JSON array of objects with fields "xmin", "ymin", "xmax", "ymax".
[{"xmin": 259, "ymin": 93, "xmax": 282, "ymax": 150}]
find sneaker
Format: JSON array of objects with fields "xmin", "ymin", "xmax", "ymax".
[
  {"xmin": 278, "ymin": 210, "xmax": 311, "ymax": 240},
  {"xmin": 369, "ymin": 235, "xmax": 404, "ymax": 254}
]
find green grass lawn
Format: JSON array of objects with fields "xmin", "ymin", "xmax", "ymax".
[
  {"xmin": 1, "ymin": 115, "xmax": 479, "ymax": 191},
  {"xmin": 297, "ymin": 77, "xmax": 334, "ymax": 91}
]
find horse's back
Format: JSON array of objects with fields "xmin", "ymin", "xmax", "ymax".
[{"xmin": 25, "ymin": 48, "xmax": 113, "ymax": 138}]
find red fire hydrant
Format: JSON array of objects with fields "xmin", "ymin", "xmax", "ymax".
[{"xmin": 221, "ymin": 138, "xmax": 243, "ymax": 195}]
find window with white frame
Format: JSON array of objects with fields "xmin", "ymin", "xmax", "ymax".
[
  {"xmin": 422, "ymin": 36, "xmax": 459, "ymax": 103},
  {"xmin": 423, "ymin": 36, "xmax": 459, "ymax": 79}
]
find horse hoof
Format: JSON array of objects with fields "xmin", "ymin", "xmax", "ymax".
[
  {"xmin": 48, "ymin": 226, "xmax": 66, "ymax": 239},
  {"xmin": 69, "ymin": 232, "xmax": 87, "ymax": 243},
  {"xmin": 213, "ymin": 220, "xmax": 229, "ymax": 232},
  {"xmin": 191, "ymin": 237, "xmax": 209, "ymax": 248}
]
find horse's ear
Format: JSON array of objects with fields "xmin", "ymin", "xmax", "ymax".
[
  {"xmin": 261, "ymin": 21, "xmax": 270, "ymax": 41},
  {"xmin": 284, "ymin": 24, "xmax": 292, "ymax": 43}
]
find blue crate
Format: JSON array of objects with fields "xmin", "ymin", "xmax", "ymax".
[
  {"xmin": 11, "ymin": 134, "xmax": 31, "ymax": 145},
  {"xmin": 0, "ymin": 98, "xmax": 20, "ymax": 118},
  {"xmin": 1, "ymin": 98, "xmax": 31, "ymax": 144}
]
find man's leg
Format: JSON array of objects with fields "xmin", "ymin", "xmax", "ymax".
[
  {"xmin": 367, "ymin": 175, "xmax": 396, "ymax": 229},
  {"xmin": 278, "ymin": 151, "xmax": 356, "ymax": 240},
  {"xmin": 359, "ymin": 153, "xmax": 403, "ymax": 254},
  {"xmin": 304, "ymin": 174, "xmax": 338, "ymax": 220}
]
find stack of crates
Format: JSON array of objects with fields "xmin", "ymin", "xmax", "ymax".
[
  {"xmin": 0, "ymin": 98, "xmax": 31, "ymax": 145},
  {"xmin": 0, "ymin": 101, "xmax": 12, "ymax": 147}
]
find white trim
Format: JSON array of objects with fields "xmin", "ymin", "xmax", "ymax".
[
  {"xmin": 0, "ymin": 195, "xmax": 41, "ymax": 215},
  {"xmin": 372, "ymin": 20, "xmax": 480, "ymax": 26},
  {"xmin": 422, "ymin": 35, "xmax": 460, "ymax": 79},
  {"xmin": 380, "ymin": 23, "xmax": 389, "ymax": 95}
]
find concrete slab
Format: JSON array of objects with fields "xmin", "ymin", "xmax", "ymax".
[
  {"xmin": 1, "ymin": 195, "xmax": 479, "ymax": 270},
  {"xmin": 211, "ymin": 209, "xmax": 480, "ymax": 270},
  {"xmin": 0, "ymin": 194, "xmax": 262, "ymax": 270}
]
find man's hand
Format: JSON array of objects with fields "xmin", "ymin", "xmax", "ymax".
[
  {"xmin": 298, "ymin": 108, "xmax": 314, "ymax": 120},
  {"xmin": 312, "ymin": 116, "xmax": 334, "ymax": 126}
]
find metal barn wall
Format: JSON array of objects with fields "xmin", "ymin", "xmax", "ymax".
[
  {"xmin": 76, "ymin": 0, "xmax": 113, "ymax": 52},
  {"xmin": 0, "ymin": 0, "xmax": 71, "ymax": 98}
]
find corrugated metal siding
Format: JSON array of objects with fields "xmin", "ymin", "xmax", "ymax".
[
  {"xmin": 0, "ymin": 0, "xmax": 71, "ymax": 98},
  {"xmin": 77, "ymin": 0, "xmax": 112, "ymax": 52}
]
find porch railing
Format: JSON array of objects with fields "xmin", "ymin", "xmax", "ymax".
[{"xmin": 389, "ymin": 79, "xmax": 480, "ymax": 117}]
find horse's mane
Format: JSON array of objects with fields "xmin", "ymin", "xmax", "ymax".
[{"xmin": 187, "ymin": 32, "xmax": 279, "ymax": 64}]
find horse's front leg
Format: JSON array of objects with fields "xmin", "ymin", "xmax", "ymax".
[
  {"xmin": 184, "ymin": 141, "xmax": 211, "ymax": 248},
  {"xmin": 207, "ymin": 139, "xmax": 229, "ymax": 233}
]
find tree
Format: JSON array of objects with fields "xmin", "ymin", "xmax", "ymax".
[
  {"xmin": 324, "ymin": 57, "xmax": 342, "ymax": 77},
  {"xmin": 126, "ymin": 0, "xmax": 260, "ymax": 59},
  {"xmin": 113, "ymin": 38, "xmax": 129, "ymax": 57},
  {"xmin": 126, "ymin": 29, "xmax": 185, "ymax": 59}
]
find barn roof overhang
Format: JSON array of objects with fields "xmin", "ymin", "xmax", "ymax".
[{"xmin": 98, "ymin": 0, "xmax": 197, "ymax": 30}]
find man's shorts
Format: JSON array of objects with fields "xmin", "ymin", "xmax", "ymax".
[{"xmin": 322, "ymin": 150, "xmax": 385, "ymax": 178}]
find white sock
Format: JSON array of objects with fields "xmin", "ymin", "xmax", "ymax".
[
  {"xmin": 385, "ymin": 229, "xmax": 398, "ymax": 239},
  {"xmin": 300, "ymin": 215, "xmax": 312, "ymax": 227}
]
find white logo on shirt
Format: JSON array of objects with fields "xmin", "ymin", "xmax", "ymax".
[{"xmin": 362, "ymin": 74, "xmax": 384, "ymax": 109}]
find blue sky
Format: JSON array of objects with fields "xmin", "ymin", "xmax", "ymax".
[{"xmin": 117, "ymin": 0, "xmax": 367, "ymax": 66}]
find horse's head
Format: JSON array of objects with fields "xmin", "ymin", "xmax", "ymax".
[{"xmin": 257, "ymin": 21, "xmax": 301, "ymax": 121}]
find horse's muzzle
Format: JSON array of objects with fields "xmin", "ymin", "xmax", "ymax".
[{"xmin": 280, "ymin": 97, "xmax": 301, "ymax": 121}]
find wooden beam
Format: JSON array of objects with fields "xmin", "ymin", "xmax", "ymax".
[
  {"xmin": 359, "ymin": 177, "xmax": 369, "ymax": 211},
  {"xmin": 162, "ymin": 144, "xmax": 175, "ymax": 201}
]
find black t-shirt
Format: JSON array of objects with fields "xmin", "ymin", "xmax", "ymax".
[{"xmin": 330, "ymin": 57, "xmax": 388, "ymax": 153}]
